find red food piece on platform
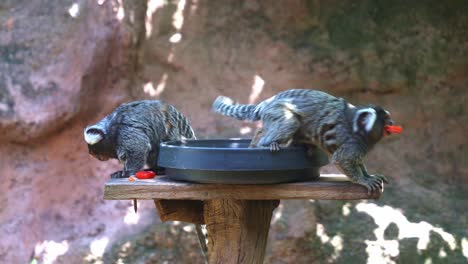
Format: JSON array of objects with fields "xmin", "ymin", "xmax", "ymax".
[{"xmin": 135, "ymin": 171, "xmax": 157, "ymax": 179}]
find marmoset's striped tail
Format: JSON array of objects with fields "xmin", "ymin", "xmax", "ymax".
[{"xmin": 212, "ymin": 96, "xmax": 259, "ymax": 121}]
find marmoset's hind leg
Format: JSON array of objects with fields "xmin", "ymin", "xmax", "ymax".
[
  {"xmin": 249, "ymin": 128, "xmax": 264, "ymax": 148},
  {"xmin": 256, "ymin": 106, "xmax": 300, "ymax": 152}
]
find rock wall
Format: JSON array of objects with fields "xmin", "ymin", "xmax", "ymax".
[
  {"xmin": 0, "ymin": 0, "xmax": 466, "ymax": 263},
  {"xmin": 0, "ymin": 1, "xmax": 140, "ymax": 263}
]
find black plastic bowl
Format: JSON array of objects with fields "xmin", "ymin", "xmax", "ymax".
[{"xmin": 158, "ymin": 139, "xmax": 329, "ymax": 184}]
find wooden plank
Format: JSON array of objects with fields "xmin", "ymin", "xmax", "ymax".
[{"xmin": 104, "ymin": 174, "xmax": 381, "ymax": 200}]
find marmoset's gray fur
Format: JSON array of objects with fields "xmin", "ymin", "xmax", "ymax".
[
  {"xmin": 84, "ymin": 100, "xmax": 195, "ymax": 178},
  {"xmin": 213, "ymin": 89, "xmax": 396, "ymax": 193},
  {"xmin": 84, "ymin": 101, "xmax": 207, "ymax": 260}
]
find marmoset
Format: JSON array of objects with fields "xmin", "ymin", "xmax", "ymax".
[
  {"xmin": 84, "ymin": 100, "xmax": 195, "ymax": 178},
  {"xmin": 84, "ymin": 100, "xmax": 207, "ymax": 258},
  {"xmin": 213, "ymin": 89, "xmax": 400, "ymax": 193}
]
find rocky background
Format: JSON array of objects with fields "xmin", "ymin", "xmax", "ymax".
[{"xmin": 0, "ymin": 0, "xmax": 467, "ymax": 263}]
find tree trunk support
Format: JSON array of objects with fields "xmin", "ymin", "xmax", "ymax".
[
  {"xmin": 204, "ymin": 199, "xmax": 279, "ymax": 264},
  {"xmin": 154, "ymin": 199, "xmax": 279, "ymax": 264}
]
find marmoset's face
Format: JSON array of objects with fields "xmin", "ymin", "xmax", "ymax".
[
  {"xmin": 369, "ymin": 106, "xmax": 394, "ymax": 142},
  {"xmin": 87, "ymin": 141, "xmax": 114, "ymax": 161}
]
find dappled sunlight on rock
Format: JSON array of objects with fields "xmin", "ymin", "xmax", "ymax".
[
  {"xmin": 112, "ymin": 0, "xmax": 125, "ymax": 20},
  {"xmin": 356, "ymin": 203, "xmax": 458, "ymax": 263},
  {"xmin": 92, "ymin": 221, "xmax": 207, "ymax": 263},
  {"xmin": 169, "ymin": 33, "xmax": 182, "ymax": 43},
  {"xmin": 462, "ymin": 238, "xmax": 468, "ymax": 258},
  {"xmin": 33, "ymin": 240, "xmax": 69, "ymax": 264},
  {"xmin": 249, "ymin": 74, "xmax": 265, "ymax": 104},
  {"xmin": 68, "ymin": 3, "xmax": 80, "ymax": 18},
  {"xmin": 271, "ymin": 202, "xmax": 284, "ymax": 224},
  {"xmin": 123, "ymin": 205, "xmax": 140, "ymax": 225},
  {"xmin": 90, "ymin": 237, "xmax": 109, "ymax": 257},
  {"xmin": 342, "ymin": 202, "xmax": 352, "ymax": 216},
  {"xmin": 365, "ymin": 239, "xmax": 399, "ymax": 264},
  {"xmin": 143, "ymin": 74, "xmax": 168, "ymax": 97},
  {"xmin": 432, "ymin": 227, "xmax": 457, "ymax": 250},
  {"xmin": 239, "ymin": 126, "xmax": 252, "ymax": 135},
  {"xmin": 182, "ymin": 224, "xmax": 194, "ymax": 233},
  {"xmin": 236, "ymin": 74, "xmax": 266, "ymax": 136},
  {"xmin": 172, "ymin": 0, "xmax": 186, "ymax": 30},
  {"xmin": 316, "ymin": 223, "xmax": 330, "ymax": 243},
  {"xmin": 142, "ymin": 0, "xmax": 188, "ymax": 98},
  {"xmin": 439, "ymin": 248, "xmax": 447, "ymax": 258},
  {"xmin": 330, "ymin": 235, "xmax": 344, "ymax": 260},
  {"xmin": 155, "ymin": 74, "xmax": 168, "ymax": 96},
  {"xmin": 143, "ymin": 81, "xmax": 156, "ymax": 96},
  {"xmin": 146, "ymin": 0, "xmax": 165, "ymax": 38},
  {"xmin": 119, "ymin": 241, "xmax": 132, "ymax": 258},
  {"xmin": 316, "ymin": 223, "xmax": 343, "ymax": 261}
]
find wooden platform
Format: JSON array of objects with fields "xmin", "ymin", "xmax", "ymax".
[
  {"xmin": 104, "ymin": 174, "xmax": 380, "ymax": 200},
  {"xmin": 104, "ymin": 173, "xmax": 381, "ymax": 263}
]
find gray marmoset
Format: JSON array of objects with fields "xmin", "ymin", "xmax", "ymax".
[
  {"xmin": 212, "ymin": 89, "xmax": 399, "ymax": 193},
  {"xmin": 84, "ymin": 100, "xmax": 195, "ymax": 178},
  {"xmin": 84, "ymin": 101, "xmax": 207, "ymax": 260}
]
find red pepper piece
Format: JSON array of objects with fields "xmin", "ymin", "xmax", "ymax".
[
  {"xmin": 384, "ymin": 125, "xmax": 403, "ymax": 134},
  {"xmin": 135, "ymin": 171, "xmax": 157, "ymax": 179}
]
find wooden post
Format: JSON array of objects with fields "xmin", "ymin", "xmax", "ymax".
[{"xmin": 204, "ymin": 199, "xmax": 279, "ymax": 264}]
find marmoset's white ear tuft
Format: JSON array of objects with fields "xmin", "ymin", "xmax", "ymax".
[
  {"xmin": 353, "ymin": 108, "xmax": 377, "ymax": 133},
  {"xmin": 84, "ymin": 126, "xmax": 104, "ymax": 145}
]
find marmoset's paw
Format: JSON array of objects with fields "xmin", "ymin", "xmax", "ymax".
[
  {"xmin": 357, "ymin": 176, "xmax": 385, "ymax": 195},
  {"xmin": 269, "ymin": 142, "xmax": 281, "ymax": 152},
  {"xmin": 110, "ymin": 170, "xmax": 125, "ymax": 179}
]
